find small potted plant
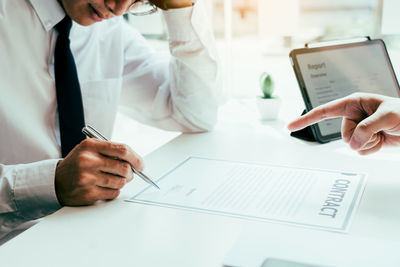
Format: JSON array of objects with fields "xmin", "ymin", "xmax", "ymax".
[{"xmin": 256, "ymin": 72, "xmax": 281, "ymax": 120}]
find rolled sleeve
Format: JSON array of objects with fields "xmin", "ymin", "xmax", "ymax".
[
  {"xmin": 162, "ymin": 5, "xmax": 196, "ymax": 41},
  {"xmin": 162, "ymin": 0, "xmax": 215, "ymax": 58},
  {"xmin": 122, "ymin": 0, "xmax": 221, "ymax": 132}
]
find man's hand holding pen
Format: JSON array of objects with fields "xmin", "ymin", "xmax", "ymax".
[{"xmin": 55, "ymin": 138, "xmax": 144, "ymax": 206}]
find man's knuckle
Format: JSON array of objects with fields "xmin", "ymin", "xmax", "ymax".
[
  {"xmin": 77, "ymin": 152, "xmax": 92, "ymax": 164},
  {"xmin": 113, "ymin": 190, "xmax": 121, "ymax": 198},
  {"xmin": 103, "ymin": 158, "xmax": 112, "ymax": 169},
  {"xmin": 76, "ymin": 173, "xmax": 90, "ymax": 186},
  {"xmin": 320, "ymin": 108, "xmax": 328, "ymax": 119},
  {"xmin": 103, "ymin": 177, "xmax": 111, "ymax": 187},
  {"xmin": 113, "ymin": 5, "xmax": 125, "ymax": 15},
  {"xmin": 79, "ymin": 139, "xmax": 89, "ymax": 148},
  {"xmin": 342, "ymin": 98, "xmax": 354, "ymax": 112},
  {"xmin": 119, "ymin": 144, "xmax": 129, "ymax": 156},
  {"xmin": 113, "ymin": 178, "xmax": 123, "ymax": 189},
  {"xmin": 115, "ymin": 9, "xmax": 123, "ymax": 16},
  {"xmin": 111, "ymin": 143, "xmax": 128, "ymax": 156},
  {"xmin": 131, "ymin": 157, "xmax": 139, "ymax": 167},
  {"xmin": 357, "ymin": 122, "xmax": 370, "ymax": 133},
  {"xmin": 76, "ymin": 179, "xmax": 86, "ymax": 187},
  {"xmin": 121, "ymin": 162, "xmax": 131, "ymax": 177},
  {"xmin": 80, "ymin": 138, "xmax": 94, "ymax": 148}
]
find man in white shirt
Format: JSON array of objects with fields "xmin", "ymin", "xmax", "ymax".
[{"xmin": 0, "ymin": 0, "xmax": 220, "ymax": 239}]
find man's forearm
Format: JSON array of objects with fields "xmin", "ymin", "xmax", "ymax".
[
  {"xmin": 121, "ymin": 0, "xmax": 221, "ymax": 132},
  {"xmin": 162, "ymin": 0, "xmax": 221, "ymax": 131}
]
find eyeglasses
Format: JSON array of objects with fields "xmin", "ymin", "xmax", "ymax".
[{"xmin": 128, "ymin": 0, "xmax": 158, "ymax": 16}]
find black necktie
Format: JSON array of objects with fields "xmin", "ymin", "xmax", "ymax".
[{"xmin": 54, "ymin": 16, "xmax": 86, "ymax": 158}]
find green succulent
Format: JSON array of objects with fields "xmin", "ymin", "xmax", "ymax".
[{"xmin": 259, "ymin": 72, "xmax": 275, "ymax": 99}]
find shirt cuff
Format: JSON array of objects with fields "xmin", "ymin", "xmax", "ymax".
[
  {"xmin": 14, "ymin": 159, "xmax": 62, "ymax": 220},
  {"xmin": 162, "ymin": 0, "xmax": 217, "ymax": 60},
  {"xmin": 162, "ymin": 5, "xmax": 196, "ymax": 42}
]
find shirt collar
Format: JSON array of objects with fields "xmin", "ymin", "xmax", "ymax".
[{"xmin": 29, "ymin": 0, "xmax": 66, "ymax": 31}]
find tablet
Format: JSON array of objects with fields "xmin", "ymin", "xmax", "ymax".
[{"xmin": 290, "ymin": 39, "xmax": 400, "ymax": 143}]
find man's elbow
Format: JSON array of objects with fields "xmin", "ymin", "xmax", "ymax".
[
  {"xmin": 182, "ymin": 104, "xmax": 219, "ymax": 133},
  {"xmin": 194, "ymin": 115, "xmax": 218, "ymax": 132}
]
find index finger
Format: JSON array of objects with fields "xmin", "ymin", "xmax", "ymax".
[
  {"xmin": 288, "ymin": 98, "xmax": 349, "ymax": 131},
  {"xmin": 101, "ymin": 142, "xmax": 144, "ymax": 172},
  {"xmin": 80, "ymin": 139, "xmax": 144, "ymax": 171}
]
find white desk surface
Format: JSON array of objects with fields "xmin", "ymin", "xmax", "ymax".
[
  {"xmin": 2, "ymin": 101, "xmax": 400, "ymax": 266},
  {"xmin": 2, "ymin": 53, "xmax": 400, "ymax": 266}
]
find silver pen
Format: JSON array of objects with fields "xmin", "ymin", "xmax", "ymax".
[{"xmin": 82, "ymin": 125, "xmax": 160, "ymax": 190}]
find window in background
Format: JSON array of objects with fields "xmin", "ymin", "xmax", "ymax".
[
  {"xmin": 124, "ymin": 1, "xmax": 398, "ymax": 98},
  {"xmin": 300, "ymin": 0, "xmax": 379, "ymax": 42},
  {"xmin": 208, "ymin": 0, "xmax": 391, "ymax": 98},
  {"xmin": 215, "ymin": 0, "xmax": 381, "ymax": 45}
]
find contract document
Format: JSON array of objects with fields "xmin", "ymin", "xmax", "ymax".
[{"xmin": 128, "ymin": 157, "xmax": 367, "ymax": 232}]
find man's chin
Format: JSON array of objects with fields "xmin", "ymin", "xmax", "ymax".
[
  {"xmin": 66, "ymin": 4, "xmax": 107, "ymax": 26},
  {"xmin": 71, "ymin": 17, "xmax": 97, "ymax": 26}
]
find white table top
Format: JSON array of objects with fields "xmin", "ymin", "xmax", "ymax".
[
  {"xmin": 2, "ymin": 51, "xmax": 400, "ymax": 266},
  {"xmin": 1, "ymin": 102, "xmax": 400, "ymax": 266}
]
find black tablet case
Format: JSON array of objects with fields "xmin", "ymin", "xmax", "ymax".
[{"xmin": 290, "ymin": 110, "xmax": 317, "ymax": 142}]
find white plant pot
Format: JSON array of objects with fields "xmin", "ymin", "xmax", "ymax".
[{"xmin": 256, "ymin": 96, "xmax": 282, "ymax": 120}]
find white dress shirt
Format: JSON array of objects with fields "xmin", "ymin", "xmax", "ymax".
[{"xmin": 0, "ymin": 0, "xmax": 220, "ymax": 238}]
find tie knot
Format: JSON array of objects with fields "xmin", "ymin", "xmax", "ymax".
[{"xmin": 55, "ymin": 16, "xmax": 72, "ymax": 37}]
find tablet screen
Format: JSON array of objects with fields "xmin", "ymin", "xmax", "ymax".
[{"xmin": 295, "ymin": 41, "xmax": 400, "ymax": 137}]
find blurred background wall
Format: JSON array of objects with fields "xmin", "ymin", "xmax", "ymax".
[{"xmin": 126, "ymin": 0, "xmax": 400, "ymax": 98}]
